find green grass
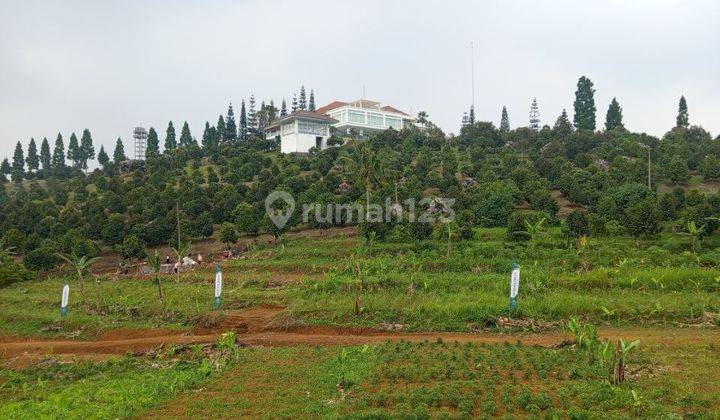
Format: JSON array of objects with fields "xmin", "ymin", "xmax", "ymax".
[
  {"xmin": 0, "ymin": 350, "xmax": 234, "ymax": 419},
  {"xmin": 2, "ymin": 227, "xmax": 719, "ymax": 338},
  {"xmin": 0, "ymin": 269, "xmax": 285, "ymax": 339}
]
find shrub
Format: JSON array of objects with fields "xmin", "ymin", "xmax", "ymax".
[
  {"xmin": 564, "ymin": 210, "xmax": 589, "ymax": 238},
  {"xmin": 0, "ymin": 254, "xmax": 35, "ymax": 287},
  {"xmin": 587, "ymin": 213, "xmax": 607, "ymax": 236},
  {"xmin": 23, "ymin": 246, "xmax": 59, "ymax": 271},
  {"xmin": 219, "ymin": 222, "xmax": 238, "ymax": 249},
  {"xmin": 119, "ymin": 235, "xmax": 147, "ymax": 260},
  {"xmin": 456, "ymin": 210, "xmax": 476, "ymax": 240}
]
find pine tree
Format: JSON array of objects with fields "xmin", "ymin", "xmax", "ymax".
[
  {"xmin": 299, "ymin": 86, "xmax": 307, "ymax": 110},
  {"xmin": 113, "ymin": 138, "xmax": 126, "ymax": 162},
  {"xmin": 52, "ymin": 133, "xmax": 66, "ymax": 169},
  {"xmin": 500, "ymin": 106, "xmax": 510, "ymax": 132},
  {"xmin": 268, "ymin": 100, "xmax": 278, "ymax": 122},
  {"xmin": 529, "ymin": 98, "xmax": 540, "ymax": 131},
  {"xmin": 676, "ymin": 96, "xmax": 689, "ymax": 128},
  {"xmin": 309, "ymin": 89, "xmax": 316, "ymax": 111},
  {"xmin": 164, "ymin": 121, "xmax": 177, "ymax": 151},
  {"xmin": 605, "ymin": 97, "xmax": 624, "ymax": 131},
  {"xmin": 280, "ymin": 99, "xmax": 288, "ymax": 117},
  {"xmin": 239, "ymin": 101, "xmax": 247, "ymax": 140},
  {"xmin": 553, "ymin": 109, "xmax": 574, "ymax": 137},
  {"xmin": 40, "ymin": 138, "xmax": 51, "ymax": 171},
  {"xmin": 225, "ymin": 103, "xmax": 237, "ymax": 142},
  {"xmin": 26, "ymin": 138, "xmax": 39, "ymax": 171},
  {"xmin": 146, "ymin": 127, "xmax": 160, "ymax": 156},
  {"xmin": 67, "ymin": 132, "xmax": 81, "ymax": 168},
  {"xmin": 217, "ymin": 115, "xmax": 226, "ymax": 142},
  {"xmin": 258, "ymin": 101, "xmax": 267, "ymax": 131},
  {"xmin": 97, "ymin": 145, "xmax": 109, "ymax": 168},
  {"xmin": 79, "ymin": 129, "xmax": 95, "ymax": 170},
  {"xmin": 12, "ymin": 141, "xmax": 24, "ymax": 182},
  {"xmin": 0, "ymin": 159, "xmax": 10, "ymax": 177},
  {"xmin": 179, "ymin": 121, "xmax": 195, "ymax": 147},
  {"xmin": 202, "ymin": 122, "xmax": 214, "ymax": 149},
  {"xmin": 291, "ymin": 93, "xmax": 298, "ymax": 112},
  {"xmin": 573, "ymin": 76, "xmax": 597, "ymax": 131},
  {"xmin": 468, "ymin": 105, "xmax": 475, "ymax": 124},
  {"xmin": 248, "ymin": 95, "xmax": 257, "ymax": 131}
]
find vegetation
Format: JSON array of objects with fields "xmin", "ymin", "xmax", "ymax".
[{"xmin": 1, "ymin": 78, "xmax": 719, "ymax": 417}]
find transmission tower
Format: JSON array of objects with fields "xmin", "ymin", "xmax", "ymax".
[{"xmin": 133, "ymin": 127, "xmax": 148, "ymax": 160}]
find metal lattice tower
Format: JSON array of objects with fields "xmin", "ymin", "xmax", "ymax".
[{"xmin": 133, "ymin": 127, "xmax": 148, "ymax": 161}]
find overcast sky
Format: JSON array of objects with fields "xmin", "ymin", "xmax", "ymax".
[{"xmin": 1, "ymin": 0, "xmax": 718, "ymax": 162}]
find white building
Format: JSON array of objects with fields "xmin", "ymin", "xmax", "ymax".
[
  {"xmin": 316, "ymin": 99, "xmax": 415, "ymax": 138},
  {"xmin": 265, "ymin": 110, "xmax": 337, "ymax": 154}
]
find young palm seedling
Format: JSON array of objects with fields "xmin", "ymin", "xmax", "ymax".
[{"xmin": 56, "ymin": 253, "xmax": 100, "ymax": 312}]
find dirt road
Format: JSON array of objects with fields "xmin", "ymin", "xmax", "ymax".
[{"xmin": 2, "ymin": 307, "xmax": 718, "ymax": 367}]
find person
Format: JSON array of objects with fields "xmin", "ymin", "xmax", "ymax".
[
  {"xmin": 173, "ymin": 261, "xmax": 179, "ymax": 274},
  {"xmin": 197, "ymin": 254, "xmax": 203, "ymax": 265},
  {"xmin": 165, "ymin": 255, "xmax": 171, "ymax": 264}
]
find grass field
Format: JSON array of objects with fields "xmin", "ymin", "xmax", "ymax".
[{"xmin": 1, "ymin": 227, "xmax": 719, "ymax": 417}]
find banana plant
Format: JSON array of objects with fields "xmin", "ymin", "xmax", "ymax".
[
  {"xmin": 684, "ymin": 221, "xmax": 706, "ymax": 265},
  {"xmin": 56, "ymin": 253, "xmax": 100, "ymax": 311},
  {"xmin": 595, "ymin": 340, "xmax": 614, "ymax": 370},
  {"xmin": 576, "ymin": 235, "xmax": 590, "ymax": 271},
  {"xmin": 146, "ymin": 249, "xmax": 165, "ymax": 308},
  {"xmin": 524, "ymin": 217, "xmax": 546, "ymax": 251},
  {"xmin": 613, "ymin": 339, "xmax": 640, "ymax": 384},
  {"xmin": 170, "ymin": 241, "xmax": 192, "ymax": 282}
]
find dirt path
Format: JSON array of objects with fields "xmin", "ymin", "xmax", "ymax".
[{"xmin": 2, "ymin": 307, "xmax": 719, "ymax": 367}]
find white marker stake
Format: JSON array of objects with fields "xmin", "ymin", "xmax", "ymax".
[
  {"xmin": 61, "ymin": 281, "xmax": 70, "ymax": 317},
  {"xmin": 214, "ymin": 265, "xmax": 222, "ymax": 309},
  {"xmin": 510, "ymin": 262, "xmax": 520, "ymax": 312}
]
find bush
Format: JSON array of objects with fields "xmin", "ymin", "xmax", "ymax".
[
  {"xmin": 0, "ymin": 254, "xmax": 35, "ymax": 287},
  {"xmin": 456, "ymin": 210, "xmax": 476, "ymax": 240},
  {"xmin": 564, "ymin": 210, "xmax": 589, "ymax": 238},
  {"xmin": 624, "ymin": 197, "xmax": 662, "ymax": 237},
  {"xmin": 587, "ymin": 213, "xmax": 607, "ymax": 236},
  {"xmin": 119, "ymin": 235, "xmax": 147, "ymax": 260},
  {"xmin": 219, "ymin": 222, "xmax": 238, "ymax": 248},
  {"xmin": 23, "ymin": 246, "xmax": 59, "ymax": 271}
]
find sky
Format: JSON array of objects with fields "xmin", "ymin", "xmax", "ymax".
[{"xmin": 0, "ymin": 0, "xmax": 718, "ymax": 163}]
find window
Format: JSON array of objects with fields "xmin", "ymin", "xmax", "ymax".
[
  {"xmin": 298, "ymin": 120, "xmax": 326, "ymax": 135},
  {"xmin": 385, "ymin": 117, "xmax": 401, "ymax": 129},
  {"xmin": 331, "ymin": 111, "xmax": 347, "ymax": 123},
  {"xmin": 367, "ymin": 113, "xmax": 383, "ymax": 126},
  {"xmin": 281, "ymin": 122, "xmax": 295, "ymax": 135},
  {"xmin": 348, "ymin": 111, "xmax": 365, "ymax": 124}
]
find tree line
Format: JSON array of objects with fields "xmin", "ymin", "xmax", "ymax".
[{"xmin": 0, "ymin": 77, "xmax": 718, "ymax": 275}]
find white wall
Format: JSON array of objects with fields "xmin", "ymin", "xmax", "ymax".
[{"xmin": 280, "ymin": 132, "xmax": 327, "ymax": 153}]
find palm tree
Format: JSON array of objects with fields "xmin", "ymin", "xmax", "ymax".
[
  {"xmin": 146, "ymin": 249, "xmax": 165, "ymax": 308},
  {"xmin": 170, "ymin": 241, "xmax": 192, "ymax": 282},
  {"xmin": 57, "ymin": 253, "xmax": 100, "ymax": 310}
]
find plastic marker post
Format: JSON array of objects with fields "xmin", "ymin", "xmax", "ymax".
[
  {"xmin": 61, "ymin": 279, "xmax": 70, "ymax": 317},
  {"xmin": 214, "ymin": 265, "xmax": 222, "ymax": 309},
  {"xmin": 510, "ymin": 261, "xmax": 520, "ymax": 313}
]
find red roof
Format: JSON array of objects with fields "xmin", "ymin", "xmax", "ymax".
[
  {"xmin": 380, "ymin": 105, "xmax": 410, "ymax": 116},
  {"xmin": 315, "ymin": 101, "xmax": 347, "ymax": 114}
]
